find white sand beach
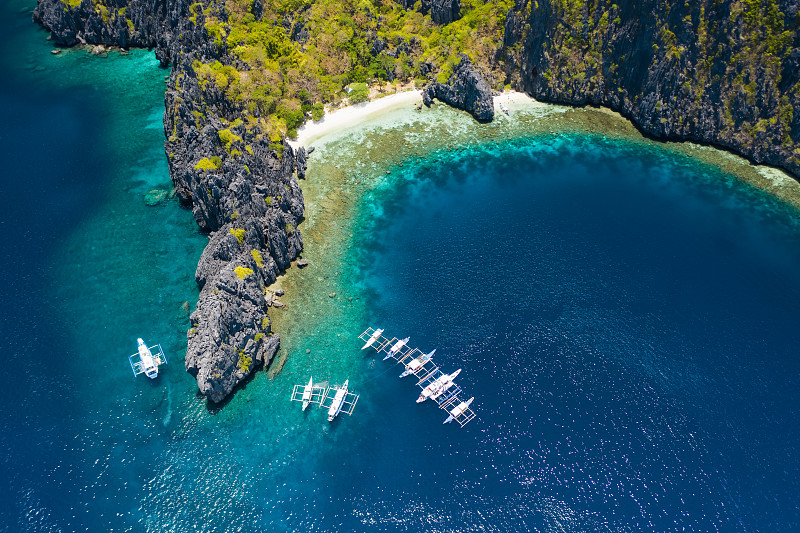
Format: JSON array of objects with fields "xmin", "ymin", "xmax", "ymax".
[
  {"xmin": 288, "ymin": 89, "xmax": 542, "ymax": 149},
  {"xmin": 289, "ymin": 90, "xmax": 424, "ymax": 149}
]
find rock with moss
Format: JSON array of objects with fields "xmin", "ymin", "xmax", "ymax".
[
  {"xmin": 398, "ymin": 0, "xmax": 461, "ymax": 24},
  {"xmin": 422, "ymin": 54, "xmax": 495, "ymax": 122}
]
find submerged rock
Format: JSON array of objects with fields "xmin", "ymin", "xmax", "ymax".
[
  {"xmin": 422, "ymin": 54, "xmax": 494, "ymax": 122},
  {"xmin": 144, "ymin": 188, "xmax": 169, "ymax": 206}
]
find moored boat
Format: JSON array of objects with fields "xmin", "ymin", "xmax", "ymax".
[
  {"xmin": 361, "ymin": 328, "xmax": 384, "ymax": 350},
  {"xmin": 129, "ymin": 338, "xmax": 166, "ymax": 379},
  {"xmin": 301, "ymin": 376, "xmax": 314, "ymax": 411},
  {"xmin": 327, "ymin": 380, "xmax": 350, "ymax": 421},
  {"xmin": 417, "ymin": 369, "xmax": 461, "ymax": 403},
  {"xmin": 444, "ymin": 397, "xmax": 474, "ymax": 424},
  {"xmin": 383, "ymin": 337, "xmax": 409, "ymax": 360},
  {"xmin": 399, "ymin": 349, "xmax": 436, "ymax": 378}
]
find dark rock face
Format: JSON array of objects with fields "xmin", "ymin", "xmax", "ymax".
[
  {"xmin": 502, "ymin": 0, "xmax": 800, "ymax": 178},
  {"xmin": 397, "ymin": 0, "xmax": 460, "ymax": 24},
  {"xmin": 162, "ymin": 63, "xmax": 305, "ymax": 402},
  {"xmin": 423, "ymin": 54, "xmax": 494, "ymax": 122},
  {"xmin": 424, "ymin": 0, "xmax": 461, "ymax": 24},
  {"xmin": 34, "ymin": 0, "xmax": 305, "ymax": 403},
  {"xmin": 166, "ymin": 67, "xmax": 305, "ymax": 402}
]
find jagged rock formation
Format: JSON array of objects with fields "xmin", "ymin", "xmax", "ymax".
[
  {"xmin": 501, "ymin": 0, "xmax": 800, "ymax": 176},
  {"xmin": 397, "ymin": 0, "xmax": 461, "ymax": 24},
  {"xmin": 167, "ymin": 72, "xmax": 305, "ymax": 402},
  {"xmin": 34, "ymin": 0, "xmax": 305, "ymax": 402},
  {"xmin": 422, "ymin": 54, "xmax": 495, "ymax": 122}
]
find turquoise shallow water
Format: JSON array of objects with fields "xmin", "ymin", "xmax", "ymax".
[{"xmin": 3, "ymin": 1, "xmax": 800, "ymax": 530}]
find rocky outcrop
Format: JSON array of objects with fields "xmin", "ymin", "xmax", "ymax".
[
  {"xmin": 396, "ymin": 0, "xmax": 461, "ymax": 24},
  {"xmin": 163, "ymin": 51, "xmax": 305, "ymax": 401},
  {"xmin": 167, "ymin": 70, "xmax": 305, "ymax": 402},
  {"xmin": 422, "ymin": 54, "xmax": 495, "ymax": 122},
  {"xmin": 31, "ymin": 0, "xmax": 217, "ymax": 66},
  {"xmin": 501, "ymin": 0, "xmax": 800, "ymax": 177},
  {"xmin": 34, "ymin": 0, "xmax": 306, "ymax": 403}
]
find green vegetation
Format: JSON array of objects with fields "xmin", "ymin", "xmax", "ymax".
[
  {"xmin": 195, "ymin": 156, "xmax": 222, "ymax": 171},
  {"xmin": 234, "ymin": 265, "xmax": 254, "ymax": 279},
  {"xmin": 236, "ymin": 349, "xmax": 253, "ymax": 372},
  {"xmin": 254, "ymin": 332, "xmax": 265, "ymax": 342},
  {"xmin": 186, "ymin": 0, "xmax": 512, "ymax": 139},
  {"xmin": 218, "ymin": 128, "xmax": 243, "ymax": 151},
  {"xmin": 251, "ymin": 249, "xmax": 265, "ymax": 268},
  {"xmin": 229, "ymin": 227, "xmax": 246, "ymax": 243},
  {"xmin": 261, "ymin": 316, "xmax": 271, "ymax": 330},
  {"xmin": 518, "ymin": 0, "xmax": 796, "ymax": 157},
  {"xmin": 347, "ymin": 82, "xmax": 369, "ymax": 103}
]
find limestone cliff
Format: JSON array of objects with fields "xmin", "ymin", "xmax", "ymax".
[
  {"xmin": 422, "ymin": 54, "xmax": 495, "ymax": 122},
  {"xmin": 501, "ymin": 0, "xmax": 800, "ymax": 176},
  {"xmin": 34, "ymin": 0, "xmax": 305, "ymax": 403}
]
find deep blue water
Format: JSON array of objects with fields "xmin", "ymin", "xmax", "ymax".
[
  {"xmin": 351, "ymin": 136, "xmax": 800, "ymax": 531},
  {"xmin": 3, "ymin": 0, "xmax": 800, "ymax": 530}
]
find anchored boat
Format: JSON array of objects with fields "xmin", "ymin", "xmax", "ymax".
[
  {"xmin": 327, "ymin": 380, "xmax": 348, "ymax": 421},
  {"xmin": 361, "ymin": 328, "xmax": 384, "ymax": 350},
  {"xmin": 383, "ymin": 337, "xmax": 409, "ymax": 360},
  {"xmin": 128, "ymin": 338, "xmax": 166, "ymax": 379},
  {"xmin": 320, "ymin": 380, "xmax": 359, "ymax": 422},
  {"xmin": 399, "ymin": 349, "xmax": 435, "ymax": 378},
  {"xmin": 291, "ymin": 377, "xmax": 326, "ymax": 410},
  {"xmin": 444, "ymin": 397, "xmax": 474, "ymax": 424},
  {"xmin": 417, "ymin": 369, "xmax": 461, "ymax": 403},
  {"xmin": 301, "ymin": 376, "xmax": 314, "ymax": 410}
]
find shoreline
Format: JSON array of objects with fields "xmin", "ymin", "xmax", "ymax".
[
  {"xmin": 288, "ymin": 89, "xmax": 424, "ymax": 149},
  {"xmin": 269, "ymin": 91, "xmax": 800, "ymax": 374},
  {"xmin": 289, "ymin": 89, "xmax": 800, "ymax": 209}
]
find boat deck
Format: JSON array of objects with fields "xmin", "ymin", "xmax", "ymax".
[
  {"xmin": 128, "ymin": 344, "xmax": 166, "ymax": 377},
  {"xmin": 290, "ymin": 383, "xmax": 327, "ymax": 405},
  {"xmin": 320, "ymin": 387, "xmax": 359, "ymax": 417},
  {"xmin": 359, "ymin": 327, "xmax": 477, "ymax": 427}
]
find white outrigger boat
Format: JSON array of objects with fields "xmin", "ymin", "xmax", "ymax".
[
  {"xmin": 358, "ymin": 327, "xmax": 478, "ymax": 427},
  {"xmin": 327, "ymin": 380, "xmax": 348, "ymax": 421},
  {"xmin": 383, "ymin": 337, "xmax": 409, "ymax": 360},
  {"xmin": 128, "ymin": 338, "xmax": 166, "ymax": 379},
  {"xmin": 290, "ymin": 377, "xmax": 326, "ymax": 410},
  {"xmin": 417, "ymin": 369, "xmax": 461, "ymax": 403},
  {"xmin": 429, "ymin": 376, "xmax": 458, "ymax": 401},
  {"xmin": 320, "ymin": 379, "xmax": 361, "ymax": 422},
  {"xmin": 361, "ymin": 328, "xmax": 384, "ymax": 350},
  {"xmin": 444, "ymin": 397, "xmax": 474, "ymax": 424},
  {"xmin": 301, "ymin": 376, "xmax": 314, "ymax": 410},
  {"xmin": 399, "ymin": 349, "xmax": 436, "ymax": 378},
  {"xmin": 499, "ymin": 102, "xmax": 509, "ymax": 115}
]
